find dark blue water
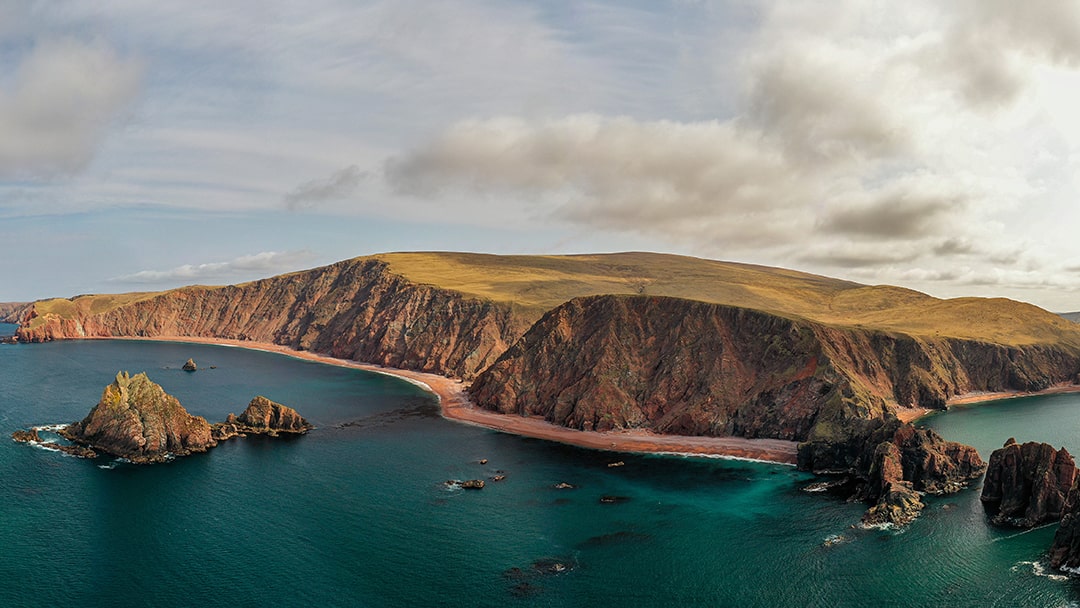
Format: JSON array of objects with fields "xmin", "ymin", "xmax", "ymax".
[
  {"xmin": 0, "ymin": 322, "xmax": 16, "ymax": 338},
  {"xmin": 2, "ymin": 341, "xmax": 1080, "ymax": 607}
]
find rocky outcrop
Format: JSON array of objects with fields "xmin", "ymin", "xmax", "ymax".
[
  {"xmin": 60, "ymin": 372, "xmax": 216, "ymax": 463},
  {"xmin": 855, "ymin": 422, "xmax": 985, "ymax": 526},
  {"xmin": 1050, "ymin": 495, "xmax": 1080, "ymax": 571},
  {"xmin": 48, "ymin": 372, "xmax": 311, "ymax": 464},
  {"xmin": 980, "ymin": 439, "xmax": 1077, "ymax": 527},
  {"xmin": 15, "ymin": 258, "xmax": 523, "ymax": 379},
  {"xmin": 235, "ymin": 396, "xmax": 313, "ymax": 435},
  {"xmin": 0, "ymin": 302, "xmax": 29, "ymax": 324},
  {"xmin": 182, "ymin": 358, "xmax": 197, "ymax": 372}
]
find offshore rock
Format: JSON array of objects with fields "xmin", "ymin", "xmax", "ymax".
[
  {"xmin": 1050, "ymin": 490, "xmax": 1080, "ymax": 571},
  {"xmin": 182, "ymin": 358, "xmax": 197, "ymax": 372},
  {"xmin": 11, "ymin": 429, "xmax": 40, "ymax": 443},
  {"xmin": 844, "ymin": 420, "xmax": 985, "ymax": 526},
  {"xmin": 235, "ymin": 396, "xmax": 313, "ymax": 435},
  {"xmin": 981, "ymin": 439, "xmax": 1077, "ymax": 528},
  {"xmin": 861, "ymin": 481, "xmax": 925, "ymax": 527},
  {"xmin": 60, "ymin": 372, "xmax": 215, "ymax": 464}
]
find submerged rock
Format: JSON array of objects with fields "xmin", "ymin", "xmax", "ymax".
[
  {"xmin": 981, "ymin": 438, "xmax": 1076, "ymax": 528},
  {"xmin": 60, "ymin": 372, "xmax": 215, "ymax": 464}
]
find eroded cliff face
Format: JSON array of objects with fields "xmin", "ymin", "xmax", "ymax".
[
  {"xmin": 16, "ymin": 259, "xmax": 524, "ymax": 379},
  {"xmin": 980, "ymin": 438, "xmax": 1077, "ymax": 528},
  {"xmin": 469, "ymin": 295, "xmax": 1080, "ymax": 448},
  {"xmin": 469, "ymin": 295, "xmax": 845, "ymax": 439}
]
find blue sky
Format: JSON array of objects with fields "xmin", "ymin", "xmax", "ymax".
[{"xmin": 5, "ymin": 1, "xmax": 1080, "ymax": 310}]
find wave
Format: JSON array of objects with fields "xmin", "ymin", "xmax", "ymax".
[
  {"xmin": 651, "ymin": 451, "xmax": 797, "ymax": 467},
  {"xmin": 1013, "ymin": 560, "xmax": 1069, "ymax": 582}
]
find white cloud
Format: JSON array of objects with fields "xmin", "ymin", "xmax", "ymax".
[
  {"xmin": 109, "ymin": 250, "xmax": 315, "ymax": 284},
  {"xmin": 0, "ymin": 38, "xmax": 141, "ymax": 178}
]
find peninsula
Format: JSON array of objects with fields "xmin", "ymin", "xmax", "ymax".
[{"xmin": 6, "ymin": 251, "xmax": 1080, "ymax": 521}]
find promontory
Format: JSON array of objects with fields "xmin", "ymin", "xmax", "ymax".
[{"xmin": 7, "ymin": 251, "xmax": 1080, "ymax": 519}]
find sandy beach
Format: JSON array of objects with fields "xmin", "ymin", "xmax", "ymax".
[{"xmin": 93, "ymin": 336, "xmax": 801, "ymax": 465}]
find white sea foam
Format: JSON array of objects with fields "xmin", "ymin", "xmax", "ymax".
[
  {"xmin": 652, "ymin": 451, "xmax": 797, "ymax": 467},
  {"xmin": 1014, "ymin": 560, "xmax": 1070, "ymax": 582},
  {"xmin": 34, "ymin": 424, "xmax": 69, "ymax": 433}
]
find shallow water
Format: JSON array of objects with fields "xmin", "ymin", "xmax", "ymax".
[{"xmin": 2, "ymin": 340, "xmax": 1079, "ymax": 607}]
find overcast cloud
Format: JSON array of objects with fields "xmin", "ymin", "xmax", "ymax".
[{"xmin": 4, "ymin": 1, "xmax": 1080, "ymax": 309}]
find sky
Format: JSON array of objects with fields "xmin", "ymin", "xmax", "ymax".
[{"xmin": 5, "ymin": 1, "xmax": 1080, "ymax": 311}]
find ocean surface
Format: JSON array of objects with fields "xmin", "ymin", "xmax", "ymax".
[{"xmin": 2, "ymin": 339, "xmax": 1080, "ymax": 607}]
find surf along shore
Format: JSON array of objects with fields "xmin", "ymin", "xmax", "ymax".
[{"xmin": 79, "ymin": 336, "xmax": 801, "ymax": 465}]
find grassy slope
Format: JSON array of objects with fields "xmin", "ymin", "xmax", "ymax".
[
  {"xmin": 375, "ymin": 252, "xmax": 1080, "ymax": 346},
  {"xmin": 23, "ymin": 251, "xmax": 1080, "ymax": 347}
]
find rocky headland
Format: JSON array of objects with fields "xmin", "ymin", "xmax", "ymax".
[
  {"xmin": 12, "ymin": 371, "xmax": 312, "ymax": 464},
  {"xmin": 10, "ymin": 252, "xmax": 1080, "ymax": 523}
]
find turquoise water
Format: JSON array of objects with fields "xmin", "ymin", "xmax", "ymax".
[
  {"xmin": 0, "ymin": 322, "xmax": 16, "ymax": 337},
  {"xmin": 2, "ymin": 340, "xmax": 1080, "ymax": 607}
]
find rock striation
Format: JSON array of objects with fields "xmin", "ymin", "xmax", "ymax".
[
  {"xmin": 981, "ymin": 438, "xmax": 1077, "ymax": 527},
  {"xmin": 60, "ymin": 372, "xmax": 215, "ymax": 464},
  {"xmin": 46, "ymin": 372, "xmax": 310, "ymax": 464}
]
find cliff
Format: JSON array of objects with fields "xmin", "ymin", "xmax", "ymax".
[
  {"xmin": 980, "ymin": 439, "xmax": 1077, "ymax": 527},
  {"xmin": 469, "ymin": 295, "xmax": 1080, "ymax": 452},
  {"xmin": 61, "ymin": 371, "xmax": 216, "ymax": 463},
  {"xmin": 0, "ymin": 302, "xmax": 29, "ymax": 324},
  {"xmin": 16, "ymin": 258, "xmax": 525, "ymax": 379},
  {"xmin": 13, "ymin": 252, "xmax": 1080, "ymax": 481}
]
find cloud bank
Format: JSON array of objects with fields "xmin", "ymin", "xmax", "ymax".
[
  {"xmin": 385, "ymin": 0, "xmax": 1080, "ymax": 299},
  {"xmin": 0, "ymin": 39, "xmax": 141, "ymax": 178},
  {"xmin": 110, "ymin": 250, "xmax": 316, "ymax": 284}
]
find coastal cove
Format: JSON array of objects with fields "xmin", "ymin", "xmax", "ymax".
[{"xmin": 3, "ymin": 340, "xmax": 1080, "ymax": 606}]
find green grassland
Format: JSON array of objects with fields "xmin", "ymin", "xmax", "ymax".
[{"xmin": 24, "ymin": 251, "xmax": 1080, "ymax": 347}]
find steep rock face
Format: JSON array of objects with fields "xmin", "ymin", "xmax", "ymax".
[
  {"xmin": 1050, "ymin": 491, "xmax": 1080, "ymax": 571},
  {"xmin": 16, "ymin": 259, "xmax": 523, "ymax": 379},
  {"xmin": 62, "ymin": 371, "xmax": 215, "ymax": 463},
  {"xmin": 471, "ymin": 295, "xmax": 1080, "ymax": 448},
  {"xmin": 236, "ymin": 396, "xmax": 313, "ymax": 434},
  {"xmin": 0, "ymin": 302, "xmax": 28, "ymax": 323},
  {"xmin": 470, "ymin": 296, "xmax": 845, "ymax": 439},
  {"xmin": 980, "ymin": 438, "xmax": 1077, "ymax": 527},
  {"xmin": 855, "ymin": 422, "xmax": 985, "ymax": 525}
]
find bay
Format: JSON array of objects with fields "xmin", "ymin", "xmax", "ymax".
[{"xmin": 1, "ymin": 340, "xmax": 1079, "ymax": 607}]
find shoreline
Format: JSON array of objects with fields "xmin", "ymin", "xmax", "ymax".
[{"xmin": 82, "ymin": 336, "xmax": 800, "ymax": 465}]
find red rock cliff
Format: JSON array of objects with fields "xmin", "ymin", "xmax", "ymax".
[{"xmin": 16, "ymin": 259, "xmax": 523, "ymax": 379}]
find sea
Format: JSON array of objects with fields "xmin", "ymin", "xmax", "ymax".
[{"xmin": 2, "ymin": 334, "xmax": 1080, "ymax": 607}]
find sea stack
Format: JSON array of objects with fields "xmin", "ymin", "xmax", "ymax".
[
  {"xmin": 60, "ymin": 371, "xmax": 215, "ymax": 463},
  {"xmin": 182, "ymin": 358, "xmax": 197, "ymax": 372},
  {"xmin": 981, "ymin": 438, "xmax": 1077, "ymax": 527}
]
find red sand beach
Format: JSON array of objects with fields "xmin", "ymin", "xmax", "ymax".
[{"xmin": 96, "ymin": 336, "xmax": 801, "ymax": 465}]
